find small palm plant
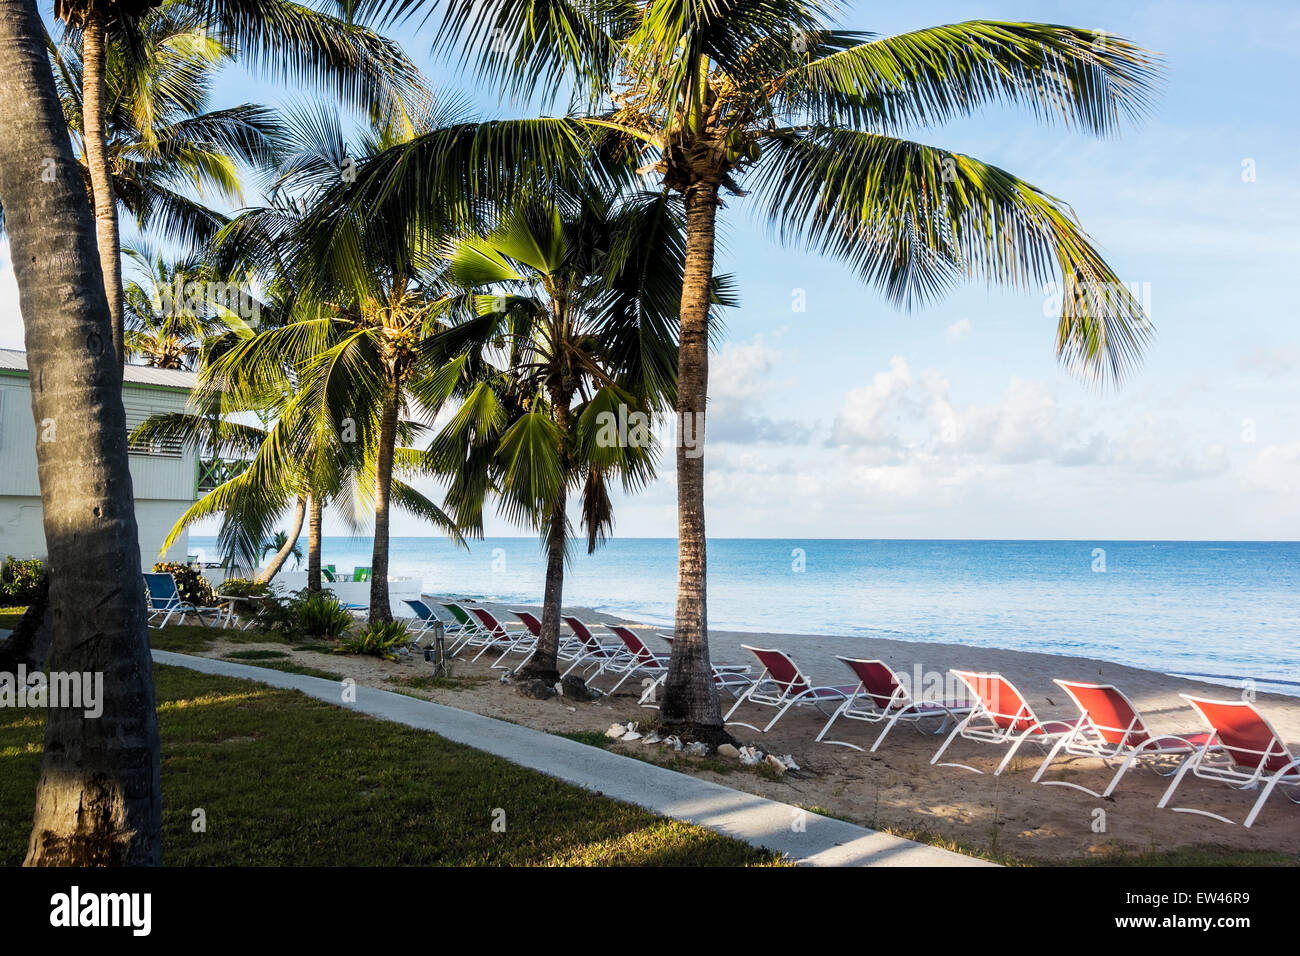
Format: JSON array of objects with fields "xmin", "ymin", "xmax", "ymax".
[{"xmin": 260, "ymin": 530, "xmax": 304, "ymax": 569}]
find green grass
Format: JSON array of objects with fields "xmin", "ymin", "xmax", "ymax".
[
  {"xmin": 149, "ymin": 624, "xmax": 294, "ymax": 652},
  {"xmin": 222, "ymin": 650, "xmax": 291, "ymax": 661},
  {"xmin": 0, "ymin": 607, "xmax": 27, "ymax": 630},
  {"xmin": 217, "ymin": 657, "xmax": 346, "ymax": 682},
  {"xmin": 1072, "ymin": 843, "xmax": 1300, "ymax": 867},
  {"xmin": 0, "ymin": 664, "xmax": 779, "ymax": 866},
  {"xmin": 390, "ymin": 673, "xmax": 491, "ymax": 693}
]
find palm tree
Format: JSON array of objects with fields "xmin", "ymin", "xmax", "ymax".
[
  {"xmin": 433, "ymin": 190, "xmax": 690, "ymax": 681},
  {"xmin": 261, "ymin": 528, "xmax": 304, "ymax": 568},
  {"xmin": 0, "ymin": 0, "xmax": 159, "ymax": 865},
  {"xmin": 123, "ymin": 246, "xmax": 226, "ymax": 368},
  {"xmin": 47, "ymin": 6, "xmax": 282, "ymax": 257},
  {"xmin": 198, "ymin": 106, "xmax": 474, "ymax": 623},
  {"xmin": 53, "ymin": 0, "xmax": 423, "ymax": 370},
  {"xmin": 398, "ymin": 0, "xmax": 1163, "ymax": 741}
]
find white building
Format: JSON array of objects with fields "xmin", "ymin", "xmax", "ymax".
[{"xmin": 0, "ymin": 349, "xmax": 198, "ymax": 565}]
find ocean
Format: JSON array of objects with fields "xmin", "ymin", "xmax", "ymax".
[{"xmin": 190, "ymin": 536, "xmax": 1300, "ymax": 695}]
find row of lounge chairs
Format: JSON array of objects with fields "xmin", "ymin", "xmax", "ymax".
[{"xmin": 403, "ymin": 599, "xmax": 1300, "ymax": 830}]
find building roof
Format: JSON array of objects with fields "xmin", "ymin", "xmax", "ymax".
[{"xmin": 0, "ymin": 348, "xmax": 196, "ymax": 392}]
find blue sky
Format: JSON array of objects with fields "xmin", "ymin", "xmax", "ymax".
[{"xmin": 3, "ymin": 0, "xmax": 1298, "ymax": 539}]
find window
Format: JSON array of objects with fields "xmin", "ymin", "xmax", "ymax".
[{"xmin": 125, "ymin": 409, "xmax": 183, "ymax": 458}]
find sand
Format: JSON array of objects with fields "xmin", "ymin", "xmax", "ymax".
[{"xmin": 194, "ymin": 599, "xmax": 1300, "ymax": 864}]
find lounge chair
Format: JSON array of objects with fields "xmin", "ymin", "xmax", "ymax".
[
  {"xmin": 467, "ymin": 607, "xmax": 530, "ymax": 667},
  {"xmin": 1157, "ymin": 695, "xmax": 1300, "ymax": 827},
  {"xmin": 814, "ymin": 657, "xmax": 973, "ymax": 752},
  {"xmin": 930, "ymin": 671, "xmax": 1084, "ymax": 775},
  {"xmin": 1030, "ymin": 680, "xmax": 1215, "ymax": 797},
  {"xmin": 591, "ymin": 625, "xmax": 668, "ymax": 695},
  {"xmin": 723, "ymin": 645, "xmax": 856, "ymax": 733},
  {"xmin": 439, "ymin": 602, "xmax": 487, "ymax": 655},
  {"xmin": 503, "ymin": 610, "xmax": 546, "ymax": 669},
  {"xmin": 143, "ymin": 572, "xmax": 224, "ymax": 628},
  {"xmin": 559, "ymin": 616, "xmax": 631, "ymax": 681},
  {"xmin": 401, "ymin": 599, "xmax": 451, "ymax": 647},
  {"xmin": 322, "ymin": 564, "xmax": 336, "ymax": 583}
]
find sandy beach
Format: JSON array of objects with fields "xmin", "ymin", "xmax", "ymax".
[{"xmin": 192, "ymin": 599, "xmax": 1300, "ymax": 864}]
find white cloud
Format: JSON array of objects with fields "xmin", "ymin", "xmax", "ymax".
[{"xmin": 945, "ymin": 318, "xmax": 971, "ymax": 343}]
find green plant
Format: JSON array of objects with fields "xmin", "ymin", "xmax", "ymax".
[
  {"xmin": 0, "ymin": 557, "xmax": 43, "ymax": 606},
  {"xmin": 249, "ymin": 588, "xmax": 307, "ymax": 640},
  {"xmin": 218, "ymin": 577, "xmax": 270, "ymax": 598},
  {"xmin": 336, "ymin": 620, "xmax": 408, "ymax": 660},
  {"xmin": 152, "ymin": 561, "xmax": 218, "ymax": 607},
  {"xmin": 297, "ymin": 592, "xmax": 354, "ymax": 641}
]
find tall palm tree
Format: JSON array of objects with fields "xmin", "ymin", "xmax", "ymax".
[
  {"xmin": 48, "ymin": 6, "xmax": 282, "ymax": 256},
  {"xmin": 433, "ymin": 190, "xmax": 690, "ymax": 681},
  {"xmin": 0, "ymin": 0, "xmax": 159, "ymax": 865},
  {"xmin": 393, "ymin": 0, "xmax": 1163, "ymax": 741},
  {"xmin": 54, "ymin": 0, "xmax": 424, "ymax": 370}
]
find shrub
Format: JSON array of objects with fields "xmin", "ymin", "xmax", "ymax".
[
  {"xmin": 248, "ymin": 587, "xmax": 306, "ymax": 639},
  {"xmin": 218, "ymin": 577, "xmax": 270, "ymax": 598},
  {"xmin": 152, "ymin": 562, "xmax": 219, "ymax": 607},
  {"xmin": 336, "ymin": 620, "xmax": 408, "ymax": 660},
  {"xmin": 297, "ymin": 592, "xmax": 354, "ymax": 641},
  {"xmin": 0, "ymin": 557, "xmax": 44, "ymax": 606}
]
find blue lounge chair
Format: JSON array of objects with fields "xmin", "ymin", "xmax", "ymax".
[{"xmin": 143, "ymin": 572, "xmax": 223, "ymax": 628}]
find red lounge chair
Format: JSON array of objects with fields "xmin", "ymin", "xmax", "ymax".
[
  {"xmin": 1031, "ymin": 680, "xmax": 1215, "ymax": 797},
  {"xmin": 559, "ymin": 616, "xmax": 631, "ymax": 681},
  {"xmin": 467, "ymin": 607, "xmax": 529, "ymax": 667},
  {"xmin": 723, "ymin": 645, "xmax": 856, "ymax": 733},
  {"xmin": 599, "ymin": 624, "xmax": 671, "ymax": 695},
  {"xmin": 814, "ymin": 657, "xmax": 973, "ymax": 752},
  {"xmin": 1157, "ymin": 695, "xmax": 1300, "ymax": 827},
  {"xmin": 930, "ymin": 671, "xmax": 1084, "ymax": 775}
]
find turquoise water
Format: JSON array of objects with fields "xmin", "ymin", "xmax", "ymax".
[{"xmin": 191, "ymin": 536, "xmax": 1300, "ymax": 694}]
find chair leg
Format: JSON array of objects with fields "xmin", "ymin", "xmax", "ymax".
[
  {"xmin": 814, "ymin": 700, "xmax": 848, "ymax": 743},
  {"xmin": 761, "ymin": 699, "xmax": 799, "ymax": 733},
  {"xmin": 1031, "ymin": 734, "xmax": 1073, "ymax": 783},
  {"xmin": 1157, "ymin": 751, "xmax": 1201, "ymax": 809},
  {"xmin": 870, "ymin": 711, "xmax": 907, "ymax": 753},
  {"xmin": 931, "ymin": 713, "xmax": 973, "ymax": 765},
  {"xmin": 994, "ymin": 728, "xmax": 1038, "ymax": 776},
  {"xmin": 724, "ymin": 680, "xmax": 759, "ymax": 722},
  {"xmin": 1244, "ymin": 759, "xmax": 1300, "ymax": 828}
]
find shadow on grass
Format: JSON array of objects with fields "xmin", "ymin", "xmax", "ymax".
[{"xmin": 0, "ymin": 664, "xmax": 779, "ymax": 867}]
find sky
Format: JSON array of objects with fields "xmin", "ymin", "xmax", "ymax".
[{"xmin": 3, "ymin": 0, "xmax": 1298, "ymax": 540}]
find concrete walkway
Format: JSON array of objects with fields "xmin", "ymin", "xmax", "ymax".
[{"xmin": 154, "ymin": 650, "xmax": 991, "ymax": 867}]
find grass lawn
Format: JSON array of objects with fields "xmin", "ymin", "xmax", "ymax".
[
  {"xmin": 0, "ymin": 607, "xmax": 26, "ymax": 630},
  {"xmin": 0, "ymin": 664, "xmax": 779, "ymax": 866}
]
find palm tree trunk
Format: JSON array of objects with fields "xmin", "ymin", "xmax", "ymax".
[
  {"xmin": 368, "ymin": 376, "xmax": 400, "ymax": 624},
  {"xmin": 0, "ymin": 0, "xmax": 161, "ymax": 865},
  {"xmin": 307, "ymin": 493, "xmax": 322, "ymax": 592},
  {"xmin": 81, "ymin": 8, "xmax": 126, "ymax": 372},
  {"xmin": 254, "ymin": 496, "xmax": 306, "ymax": 584},
  {"xmin": 659, "ymin": 179, "xmax": 727, "ymax": 744},
  {"xmin": 520, "ymin": 386, "xmax": 571, "ymax": 683}
]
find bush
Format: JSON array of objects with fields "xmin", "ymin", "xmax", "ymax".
[
  {"xmin": 218, "ymin": 578, "xmax": 270, "ymax": 598},
  {"xmin": 297, "ymin": 592, "xmax": 355, "ymax": 641},
  {"xmin": 152, "ymin": 562, "xmax": 219, "ymax": 607},
  {"xmin": 336, "ymin": 620, "xmax": 408, "ymax": 660},
  {"xmin": 0, "ymin": 557, "xmax": 44, "ymax": 607}
]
